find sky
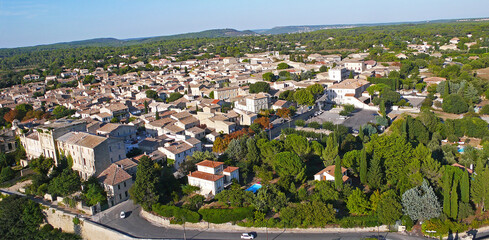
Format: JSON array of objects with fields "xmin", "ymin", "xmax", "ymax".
[{"xmin": 1, "ymin": 0, "xmax": 489, "ymax": 48}]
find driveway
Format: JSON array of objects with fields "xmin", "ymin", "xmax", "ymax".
[{"xmin": 342, "ymin": 109, "xmax": 378, "ymax": 129}]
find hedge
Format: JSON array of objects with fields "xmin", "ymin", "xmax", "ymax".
[
  {"xmin": 338, "ymin": 215, "xmax": 380, "ymax": 228},
  {"xmin": 152, "ymin": 203, "xmax": 200, "ymax": 223},
  {"xmin": 198, "ymin": 207, "xmax": 254, "ymax": 224}
]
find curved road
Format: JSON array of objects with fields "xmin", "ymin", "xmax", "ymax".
[{"xmin": 93, "ymin": 200, "xmax": 429, "ymax": 240}]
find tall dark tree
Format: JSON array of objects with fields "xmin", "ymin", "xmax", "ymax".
[
  {"xmin": 334, "ymin": 156, "xmax": 342, "ymax": 190},
  {"xmin": 360, "ymin": 147, "xmax": 367, "ymax": 185},
  {"xmin": 367, "ymin": 153, "xmax": 383, "ymax": 189},
  {"xmin": 129, "ymin": 155, "xmax": 161, "ymax": 210},
  {"xmin": 461, "ymin": 170, "xmax": 470, "ymax": 203}
]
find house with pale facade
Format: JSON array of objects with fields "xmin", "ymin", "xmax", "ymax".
[
  {"xmin": 57, "ymin": 132, "xmax": 126, "ymax": 180},
  {"xmin": 187, "ymin": 160, "xmax": 239, "ymax": 197},
  {"xmin": 314, "ymin": 165, "xmax": 350, "ymax": 184},
  {"xmin": 158, "ymin": 138, "xmax": 202, "ymax": 168},
  {"xmin": 328, "ymin": 67, "xmax": 348, "ymax": 82},
  {"xmin": 326, "ymin": 78, "xmax": 371, "ymax": 108},
  {"xmin": 96, "ymin": 123, "xmax": 137, "ymax": 142},
  {"xmin": 20, "ymin": 119, "xmax": 87, "ymax": 164},
  {"xmin": 97, "ymin": 163, "xmax": 133, "ymax": 207},
  {"xmin": 344, "ymin": 60, "xmax": 365, "ymax": 73},
  {"xmin": 234, "ymin": 93, "xmax": 270, "ymax": 114}
]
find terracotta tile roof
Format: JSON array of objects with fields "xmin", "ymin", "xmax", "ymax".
[
  {"xmin": 197, "ymin": 160, "xmax": 224, "ymax": 168},
  {"xmin": 452, "ymin": 163, "xmax": 473, "ymax": 174},
  {"xmin": 223, "ymin": 166, "xmax": 239, "ymax": 173},
  {"xmin": 97, "ymin": 164, "xmax": 132, "ymax": 186},
  {"xmin": 188, "ymin": 171, "xmax": 224, "ymax": 182},
  {"xmin": 314, "ymin": 165, "xmax": 347, "ymax": 176},
  {"xmin": 114, "ymin": 158, "xmax": 138, "ymax": 170}
]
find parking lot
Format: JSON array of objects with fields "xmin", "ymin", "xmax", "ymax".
[{"xmin": 307, "ymin": 108, "xmax": 378, "ymax": 130}]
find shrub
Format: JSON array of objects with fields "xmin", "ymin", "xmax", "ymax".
[
  {"xmin": 442, "ymin": 94, "xmax": 468, "ymax": 114},
  {"xmin": 295, "ymin": 119, "xmax": 305, "ymax": 127},
  {"xmin": 152, "ymin": 203, "xmax": 200, "ymax": 223},
  {"xmin": 308, "ymin": 122, "xmax": 321, "ymax": 129},
  {"xmin": 198, "ymin": 207, "xmax": 254, "ymax": 224},
  {"xmin": 338, "ymin": 215, "xmax": 380, "ymax": 228}
]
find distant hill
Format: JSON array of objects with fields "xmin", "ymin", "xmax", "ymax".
[
  {"xmin": 9, "ymin": 29, "xmax": 259, "ymax": 50},
  {"xmin": 133, "ymin": 28, "xmax": 258, "ymax": 43}
]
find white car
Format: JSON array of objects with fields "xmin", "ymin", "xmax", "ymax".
[
  {"xmin": 241, "ymin": 233, "xmax": 255, "ymax": 239},
  {"xmin": 120, "ymin": 211, "xmax": 126, "ymax": 219}
]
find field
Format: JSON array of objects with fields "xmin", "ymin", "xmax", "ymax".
[{"xmin": 476, "ymin": 67, "xmax": 489, "ymax": 80}]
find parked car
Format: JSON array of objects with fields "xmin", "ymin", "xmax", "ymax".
[
  {"xmin": 120, "ymin": 211, "xmax": 126, "ymax": 219},
  {"xmin": 241, "ymin": 233, "xmax": 255, "ymax": 239}
]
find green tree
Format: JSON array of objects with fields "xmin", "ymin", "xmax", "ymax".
[
  {"xmin": 334, "ymin": 156, "xmax": 342, "ymax": 190},
  {"xmin": 450, "ymin": 179, "xmax": 459, "ymax": 219},
  {"xmin": 442, "ymin": 94, "xmax": 468, "ymax": 114},
  {"xmin": 144, "ymin": 100, "xmax": 149, "ymax": 114},
  {"xmin": 209, "ymin": 91, "xmax": 215, "ymax": 99},
  {"xmin": 273, "ymin": 152, "xmax": 306, "ymax": 183},
  {"xmin": 145, "ymin": 90, "xmax": 158, "ymax": 99},
  {"xmin": 471, "ymin": 167, "xmax": 489, "ymax": 211},
  {"xmin": 249, "ymin": 82, "xmax": 270, "ymax": 93},
  {"xmin": 294, "ymin": 89, "xmax": 315, "ymax": 106},
  {"xmin": 277, "ymin": 62, "xmax": 291, "ymax": 70},
  {"xmin": 377, "ymin": 190, "xmax": 402, "ymax": 225},
  {"xmin": 322, "ymin": 134, "xmax": 338, "ymax": 166},
  {"xmin": 48, "ymin": 169, "xmax": 81, "ymax": 197},
  {"xmin": 360, "ymin": 148, "xmax": 368, "ymax": 185},
  {"xmin": 284, "ymin": 134, "xmax": 311, "ymax": 158},
  {"xmin": 306, "ymin": 83, "xmax": 324, "ymax": 98},
  {"xmin": 347, "ymin": 188, "xmax": 370, "ymax": 215},
  {"xmin": 460, "ymin": 170, "xmax": 470, "ymax": 203},
  {"xmin": 367, "ymin": 153, "xmax": 383, "ymax": 189},
  {"xmin": 167, "ymin": 92, "xmax": 183, "ymax": 102},
  {"xmin": 319, "ymin": 65, "xmax": 327, "ymax": 72},
  {"xmin": 246, "ymin": 138, "xmax": 260, "ymax": 165},
  {"xmin": 262, "ymin": 72, "xmax": 276, "ymax": 81},
  {"xmin": 129, "ymin": 155, "xmax": 161, "ymax": 210},
  {"xmin": 380, "ymin": 100, "xmax": 386, "ymax": 117}
]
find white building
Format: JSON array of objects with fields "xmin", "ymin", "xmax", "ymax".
[
  {"xmin": 56, "ymin": 132, "xmax": 126, "ymax": 180},
  {"xmin": 344, "ymin": 60, "xmax": 365, "ymax": 73},
  {"xmin": 187, "ymin": 160, "xmax": 239, "ymax": 197},
  {"xmin": 235, "ymin": 93, "xmax": 270, "ymax": 113},
  {"xmin": 327, "ymin": 78, "xmax": 371, "ymax": 108},
  {"xmin": 158, "ymin": 138, "xmax": 201, "ymax": 168},
  {"xmin": 328, "ymin": 67, "xmax": 348, "ymax": 82},
  {"xmin": 314, "ymin": 165, "xmax": 350, "ymax": 184},
  {"xmin": 97, "ymin": 163, "xmax": 134, "ymax": 207}
]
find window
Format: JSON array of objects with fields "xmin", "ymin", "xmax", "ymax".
[
  {"xmin": 109, "ymin": 146, "xmax": 112, "ymax": 152},
  {"xmin": 123, "ymin": 182, "xmax": 126, "ymax": 188},
  {"xmin": 125, "ymin": 191, "xmax": 128, "ymax": 197},
  {"xmin": 119, "ymin": 194, "xmax": 121, "ymax": 200},
  {"xmin": 118, "ymin": 184, "xmax": 120, "ymax": 190}
]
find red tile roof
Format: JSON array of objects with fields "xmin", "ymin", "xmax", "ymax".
[
  {"xmin": 188, "ymin": 171, "xmax": 224, "ymax": 182},
  {"xmin": 223, "ymin": 166, "xmax": 239, "ymax": 173},
  {"xmin": 196, "ymin": 160, "xmax": 224, "ymax": 168}
]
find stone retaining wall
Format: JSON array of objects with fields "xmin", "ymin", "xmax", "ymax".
[
  {"xmin": 44, "ymin": 206, "xmax": 135, "ymax": 240},
  {"xmin": 140, "ymin": 209, "xmax": 389, "ymax": 233}
]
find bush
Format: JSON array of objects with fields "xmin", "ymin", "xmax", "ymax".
[
  {"xmin": 0, "ymin": 167, "xmax": 15, "ymax": 183},
  {"xmin": 295, "ymin": 119, "xmax": 305, "ymax": 127},
  {"xmin": 338, "ymin": 215, "xmax": 380, "ymax": 228},
  {"xmin": 480, "ymin": 105, "xmax": 489, "ymax": 115},
  {"xmin": 152, "ymin": 203, "xmax": 200, "ymax": 223},
  {"xmin": 308, "ymin": 122, "xmax": 321, "ymax": 129},
  {"xmin": 198, "ymin": 207, "xmax": 254, "ymax": 224}
]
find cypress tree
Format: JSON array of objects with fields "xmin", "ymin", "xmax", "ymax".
[
  {"xmin": 461, "ymin": 170, "xmax": 470, "ymax": 203},
  {"xmin": 442, "ymin": 168, "xmax": 453, "ymax": 217},
  {"xmin": 450, "ymin": 179, "xmax": 459, "ymax": 219},
  {"xmin": 358, "ymin": 125, "xmax": 364, "ymax": 142},
  {"xmin": 334, "ymin": 156, "xmax": 343, "ymax": 190},
  {"xmin": 155, "ymin": 111, "xmax": 160, "ymax": 120},
  {"xmin": 360, "ymin": 148, "xmax": 367, "ymax": 185},
  {"xmin": 444, "ymin": 81, "xmax": 450, "ymax": 97},
  {"xmin": 380, "ymin": 100, "xmax": 386, "ymax": 118},
  {"xmin": 367, "ymin": 153, "xmax": 383, "ymax": 189}
]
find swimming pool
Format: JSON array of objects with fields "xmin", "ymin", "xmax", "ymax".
[
  {"xmin": 458, "ymin": 147, "xmax": 465, "ymax": 153},
  {"xmin": 246, "ymin": 183, "xmax": 262, "ymax": 193}
]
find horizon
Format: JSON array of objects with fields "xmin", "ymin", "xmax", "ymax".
[{"xmin": 1, "ymin": 0, "xmax": 489, "ymax": 48}]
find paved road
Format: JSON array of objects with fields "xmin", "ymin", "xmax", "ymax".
[
  {"xmin": 93, "ymin": 200, "xmax": 428, "ymax": 240},
  {"xmin": 269, "ymin": 106, "xmax": 316, "ymax": 139},
  {"xmin": 342, "ymin": 109, "xmax": 377, "ymax": 129}
]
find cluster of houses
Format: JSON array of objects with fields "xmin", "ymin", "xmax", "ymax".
[{"xmin": 4, "ymin": 49, "xmax": 447, "ymax": 209}]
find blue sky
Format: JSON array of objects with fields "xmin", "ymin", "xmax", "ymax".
[{"xmin": 1, "ymin": 0, "xmax": 488, "ymax": 48}]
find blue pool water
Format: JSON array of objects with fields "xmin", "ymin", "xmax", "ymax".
[
  {"xmin": 246, "ymin": 184, "xmax": 262, "ymax": 193},
  {"xmin": 458, "ymin": 147, "xmax": 465, "ymax": 153}
]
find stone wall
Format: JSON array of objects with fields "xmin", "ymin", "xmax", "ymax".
[{"xmin": 140, "ymin": 209, "xmax": 389, "ymax": 233}]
